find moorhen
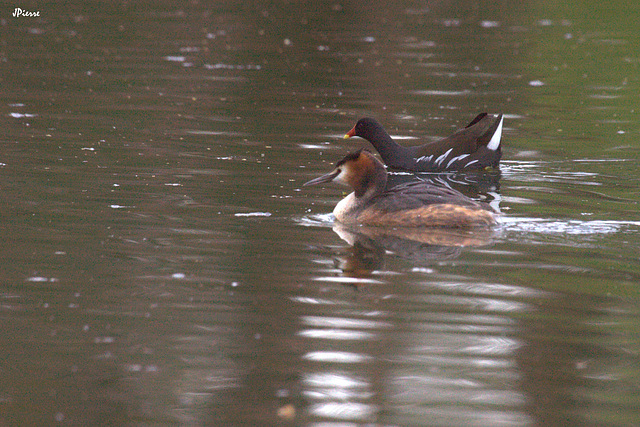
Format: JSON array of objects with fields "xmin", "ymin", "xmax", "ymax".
[{"xmin": 344, "ymin": 113, "xmax": 504, "ymax": 172}]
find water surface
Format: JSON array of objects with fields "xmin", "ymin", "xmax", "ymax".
[{"xmin": 1, "ymin": 1, "xmax": 640, "ymax": 425}]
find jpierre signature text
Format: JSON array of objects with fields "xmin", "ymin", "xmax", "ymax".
[{"xmin": 13, "ymin": 8, "xmax": 40, "ymax": 18}]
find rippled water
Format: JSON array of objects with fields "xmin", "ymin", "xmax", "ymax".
[{"xmin": 2, "ymin": 1, "xmax": 640, "ymax": 426}]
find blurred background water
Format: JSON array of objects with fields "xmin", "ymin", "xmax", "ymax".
[{"xmin": 1, "ymin": 1, "xmax": 639, "ymax": 425}]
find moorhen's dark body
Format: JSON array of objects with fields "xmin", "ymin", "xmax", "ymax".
[{"xmin": 344, "ymin": 113, "xmax": 504, "ymax": 172}]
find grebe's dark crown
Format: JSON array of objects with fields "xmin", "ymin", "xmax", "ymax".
[{"xmin": 336, "ymin": 148, "xmax": 365, "ymax": 167}]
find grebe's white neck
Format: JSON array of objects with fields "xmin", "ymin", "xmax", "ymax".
[{"xmin": 333, "ymin": 184, "xmax": 381, "ymax": 223}]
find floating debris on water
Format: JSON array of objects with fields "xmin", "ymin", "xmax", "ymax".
[
  {"xmin": 163, "ymin": 55, "xmax": 185, "ymax": 62},
  {"xmin": 481, "ymin": 20, "xmax": 500, "ymax": 28},
  {"xmin": 9, "ymin": 112, "xmax": 36, "ymax": 118},
  {"xmin": 26, "ymin": 276, "xmax": 59, "ymax": 283},
  {"xmin": 234, "ymin": 212, "xmax": 272, "ymax": 217},
  {"xmin": 204, "ymin": 63, "xmax": 262, "ymax": 70}
]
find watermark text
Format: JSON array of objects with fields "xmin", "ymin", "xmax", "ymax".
[{"xmin": 12, "ymin": 8, "xmax": 40, "ymax": 18}]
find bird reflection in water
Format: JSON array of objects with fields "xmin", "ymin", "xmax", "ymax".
[{"xmin": 331, "ymin": 221, "xmax": 497, "ymax": 279}]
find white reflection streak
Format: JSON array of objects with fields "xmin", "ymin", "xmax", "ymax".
[
  {"xmin": 302, "ymin": 315, "xmax": 392, "ymax": 330},
  {"xmin": 297, "ymin": 329, "xmax": 376, "ymax": 340},
  {"xmin": 304, "ymin": 372, "xmax": 368, "ymax": 389},
  {"xmin": 303, "ymin": 373, "xmax": 376, "ymax": 422},
  {"xmin": 433, "ymin": 281, "xmax": 550, "ymax": 298},
  {"xmin": 461, "ymin": 336, "xmax": 523, "ymax": 356},
  {"xmin": 303, "ymin": 351, "xmax": 372, "ymax": 363},
  {"xmin": 313, "ymin": 276, "xmax": 384, "ymax": 285},
  {"xmin": 298, "ymin": 315, "xmax": 390, "ymax": 341},
  {"xmin": 308, "ymin": 402, "xmax": 377, "ymax": 421},
  {"xmin": 421, "ymin": 294, "xmax": 530, "ymax": 312},
  {"xmin": 289, "ymin": 296, "xmax": 341, "ymax": 305}
]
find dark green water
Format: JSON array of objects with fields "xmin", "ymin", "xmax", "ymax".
[{"xmin": 2, "ymin": 1, "xmax": 639, "ymax": 425}]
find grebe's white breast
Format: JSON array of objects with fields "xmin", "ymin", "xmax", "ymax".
[{"xmin": 333, "ymin": 192, "xmax": 357, "ymax": 223}]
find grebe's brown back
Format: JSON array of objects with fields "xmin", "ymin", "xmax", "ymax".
[{"xmin": 304, "ymin": 149, "xmax": 496, "ymax": 228}]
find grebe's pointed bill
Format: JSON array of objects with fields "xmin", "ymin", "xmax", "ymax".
[
  {"xmin": 304, "ymin": 169, "xmax": 340, "ymax": 187},
  {"xmin": 343, "ymin": 125, "xmax": 356, "ymax": 139}
]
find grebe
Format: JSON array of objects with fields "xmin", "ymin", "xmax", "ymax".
[
  {"xmin": 344, "ymin": 113, "xmax": 504, "ymax": 172},
  {"xmin": 304, "ymin": 149, "xmax": 496, "ymax": 228}
]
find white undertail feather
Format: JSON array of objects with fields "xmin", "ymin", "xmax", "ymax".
[{"xmin": 487, "ymin": 115, "xmax": 504, "ymax": 151}]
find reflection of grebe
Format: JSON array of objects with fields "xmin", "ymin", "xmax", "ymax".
[
  {"xmin": 304, "ymin": 149, "xmax": 496, "ymax": 228},
  {"xmin": 344, "ymin": 113, "xmax": 503, "ymax": 172}
]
